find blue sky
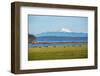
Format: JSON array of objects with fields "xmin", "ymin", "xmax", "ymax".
[{"xmin": 28, "ymin": 15, "xmax": 88, "ymax": 35}]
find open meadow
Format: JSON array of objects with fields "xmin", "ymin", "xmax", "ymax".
[{"xmin": 28, "ymin": 44, "xmax": 88, "ymax": 60}]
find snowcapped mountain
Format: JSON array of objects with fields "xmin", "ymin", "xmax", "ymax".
[{"xmin": 60, "ymin": 28, "xmax": 72, "ymax": 32}]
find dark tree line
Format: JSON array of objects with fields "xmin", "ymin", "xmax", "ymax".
[{"xmin": 28, "ymin": 34, "xmax": 36, "ymax": 43}]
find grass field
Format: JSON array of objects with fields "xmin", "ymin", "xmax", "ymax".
[{"xmin": 28, "ymin": 44, "xmax": 88, "ymax": 61}]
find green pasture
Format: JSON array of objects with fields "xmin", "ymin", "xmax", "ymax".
[{"xmin": 28, "ymin": 44, "xmax": 88, "ymax": 60}]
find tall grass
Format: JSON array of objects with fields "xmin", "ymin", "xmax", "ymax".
[{"xmin": 28, "ymin": 44, "xmax": 87, "ymax": 60}]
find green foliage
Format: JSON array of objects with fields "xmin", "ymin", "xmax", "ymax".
[{"xmin": 28, "ymin": 34, "xmax": 36, "ymax": 43}]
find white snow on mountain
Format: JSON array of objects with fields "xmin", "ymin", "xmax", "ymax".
[{"xmin": 60, "ymin": 28, "xmax": 72, "ymax": 32}]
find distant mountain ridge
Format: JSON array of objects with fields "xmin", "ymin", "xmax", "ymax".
[{"xmin": 36, "ymin": 32, "xmax": 88, "ymax": 37}]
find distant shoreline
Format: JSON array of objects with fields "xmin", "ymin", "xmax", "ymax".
[{"xmin": 32, "ymin": 41, "xmax": 87, "ymax": 44}]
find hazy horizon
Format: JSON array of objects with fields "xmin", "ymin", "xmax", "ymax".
[{"xmin": 28, "ymin": 15, "xmax": 88, "ymax": 35}]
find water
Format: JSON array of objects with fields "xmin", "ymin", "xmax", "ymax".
[
  {"xmin": 28, "ymin": 37, "xmax": 87, "ymax": 48},
  {"xmin": 28, "ymin": 43, "xmax": 82, "ymax": 48},
  {"xmin": 37, "ymin": 37, "xmax": 87, "ymax": 42}
]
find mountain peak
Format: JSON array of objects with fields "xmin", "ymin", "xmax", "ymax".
[{"xmin": 60, "ymin": 28, "xmax": 72, "ymax": 32}]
